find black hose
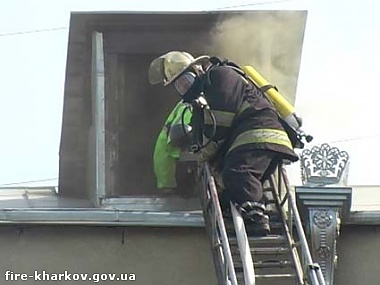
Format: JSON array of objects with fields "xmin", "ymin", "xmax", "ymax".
[
  {"xmin": 181, "ymin": 103, "xmax": 218, "ymax": 152},
  {"xmin": 181, "ymin": 104, "xmax": 192, "ymax": 141},
  {"xmin": 201, "ymin": 108, "xmax": 217, "ymax": 149}
]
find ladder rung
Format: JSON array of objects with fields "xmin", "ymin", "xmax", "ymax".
[
  {"xmin": 234, "ymin": 260, "xmax": 293, "ymax": 270},
  {"xmin": 254, "ymin": 260, "xmax": 294, "ymax": 268},
  {"xmin": 229, "ymin": 234, "xmax": 287, "ymax": 245},
  {"xmin": 255, "ymin": 273, "xmax": 297, "ymax": 279},
  {"xmin": 236, "ymin": 272, "xmax": 298, "ymax": 284},
  {"xmin": 230, "ymin": 246, "xmax": 290, "ymax": 256},
  {"xmin": 222, "ymin": 211, "xmax": 281, "ymax": 221},
  {"xmin": 252, "ymin": 246, "xmax": 290, "ymax": 255}
]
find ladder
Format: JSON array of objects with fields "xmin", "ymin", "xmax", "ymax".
[{"xmin": 199, "ymin": 162, "xmax": 326, "ymax": 285}]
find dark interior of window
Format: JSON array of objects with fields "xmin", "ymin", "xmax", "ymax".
[{"xmin": 105, "ymin": 54, "xmax": 197, "ymax": 197}]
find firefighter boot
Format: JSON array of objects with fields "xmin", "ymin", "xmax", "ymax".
[{"xmin": 240, "ymin": 201, "xmax": 270, "ymax": 236}]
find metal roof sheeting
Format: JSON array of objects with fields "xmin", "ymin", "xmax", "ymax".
[{"xmin": 0, "ymin": 186, "xmax": 379, "ymax": 225}]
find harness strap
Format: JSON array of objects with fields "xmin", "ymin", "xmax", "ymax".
[
  {"xmin": 260, "ymin": 84, "xmax": 278, "ymax": 93},
  {"xmin": 203, "ymin": 100, "xmax": 251, "ymax": 128},
  {"xmin": 204, "ymin": 110, "xmax": 235, "ymax": 128}
]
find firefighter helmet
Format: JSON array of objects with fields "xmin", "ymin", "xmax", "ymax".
[{"xmin": 148, "ymin": 51, "xmax": 209, "ymax": 86}]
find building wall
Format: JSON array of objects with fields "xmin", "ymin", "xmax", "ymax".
[
  {"xmin": 335, "ymin": 225, "xmax": 380, "ymax": 285},
  {"xmin": 0, "ymin": 225, "xmax": 217, "ymax": 285},
  {"xmin": 1, "ymin": 224, "xmax": 378, "ymax": 285}
]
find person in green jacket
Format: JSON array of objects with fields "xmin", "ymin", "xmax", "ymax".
[{"xmin": 153, "ymin": 101, "xmax": 192, "ymax": 194}]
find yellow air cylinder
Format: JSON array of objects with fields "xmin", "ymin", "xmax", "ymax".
[{"xmin": 242, "ymin": 65, "xmax": 301, "ymax": 130}]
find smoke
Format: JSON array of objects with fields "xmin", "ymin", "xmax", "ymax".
[{"xmin": 205, "ymin": 11, "xmax": 307, "ymax": 103}]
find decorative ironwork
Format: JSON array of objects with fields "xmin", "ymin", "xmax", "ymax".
[{"xmin": 300, "ymin": 143, "xmax": 350, "ymax": 186}]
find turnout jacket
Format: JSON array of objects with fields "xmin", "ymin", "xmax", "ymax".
[{"xmin": 202, "ymin": 65, "xmax": 298, "ymax": 162}]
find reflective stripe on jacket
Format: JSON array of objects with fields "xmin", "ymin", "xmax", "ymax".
[
  {"xmin": 203, "ymin": 101, "xmax": 293, "ymax": 155},
  {"xmin": 227, "ymin": 128, "xmax": 292, "ymax": 154},
  {"xmin": 201, "ymin": 65, "xmax": 298, "ymax": 162}
]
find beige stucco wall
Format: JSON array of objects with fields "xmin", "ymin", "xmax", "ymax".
[
  {"xmin": 0, "ymin": 225, "xmax": 217, "ymax": 285},
  {"xmin": 1, "ymin": 224, "xmax": 379, "ymax": 285},
  {"xmin": 335, "ymin": 225, "xmax": 380, "ymax": 285}
]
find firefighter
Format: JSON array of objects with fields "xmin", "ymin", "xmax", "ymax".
[{"xmin": 148, "ymin": 51, "xmax": 298, "ymax": 235}]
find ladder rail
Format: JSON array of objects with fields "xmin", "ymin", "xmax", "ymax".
[
  {"xmin": 281, "ymin": 166, "xmax": 326, "ymax": 285},
  {"xmin": 200, "ymin": 160, "xmax": 327, "ymax": 285},
  {"xmin": 230, "ymin": 201, "xmax": 256, "ymax": 285},
  {"xmin": 275, "ymin": 165, "xmax": 327, "ymax": 285},
  {"xmin": 201, "ymin": 163, "xmax": 238, "ymax": 285},
  {"xmin": 269, "ymin": 174, "xmax": 306, "ymax": 285}
]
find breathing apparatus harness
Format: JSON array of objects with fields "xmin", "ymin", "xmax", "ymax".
[
  {"xmin": 206, "ymin": 56, "xmax": 313, "ymax": 149},
  {"xmin": 180, "ymin": 91, "xmax": 217, "ymax": 153},
  {"xmin": 178, "ymin": 55, "xmax": 313, "ymax": 154},
  {"xmin": 169, "ymin": 55, "xmax": 220, "ymax": 153}
]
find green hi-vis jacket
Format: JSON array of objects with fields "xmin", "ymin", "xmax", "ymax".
[{"xmin": 153, "ymin": 101, "xmax": 192, "ymax": 189}]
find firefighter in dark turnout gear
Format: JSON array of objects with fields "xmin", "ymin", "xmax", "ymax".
[{"xmin": 148, "ymin": 51, "xmax": 298, "ymax": 235}]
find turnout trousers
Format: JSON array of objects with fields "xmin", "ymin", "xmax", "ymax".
[{"xmin": 221, "ymin": 149, "xmax": 281, "ymax": 206}]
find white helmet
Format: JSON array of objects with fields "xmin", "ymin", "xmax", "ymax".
[{"xmin": 148, "ymin": 51, "xmax": 209, "ymax": 86}]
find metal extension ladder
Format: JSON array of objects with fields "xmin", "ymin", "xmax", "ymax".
[{"xmin": 199, "ymin": 162, "xmax": 327, "ymax": 285}]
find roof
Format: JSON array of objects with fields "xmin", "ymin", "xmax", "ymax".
[{"xmin": 0, "ymin": 185, "xmax": 379, "ymax": 226}]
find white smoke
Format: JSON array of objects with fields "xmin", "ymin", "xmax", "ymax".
[{"xmin": 205, "ymin": 11, "xmax": 307, "ymax": 104}]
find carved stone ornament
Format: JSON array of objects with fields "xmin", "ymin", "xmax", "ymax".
[
  {"xmin": 309, "ymin": 208, "xmax": 339, "ymax": 285},
  {"xmin": 317, "ymin": 245, "xmax": 331, "ymax": 258},
  {"xmin": 313, "ymin": 210, "xmax": 333, "ymax": 229}
]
